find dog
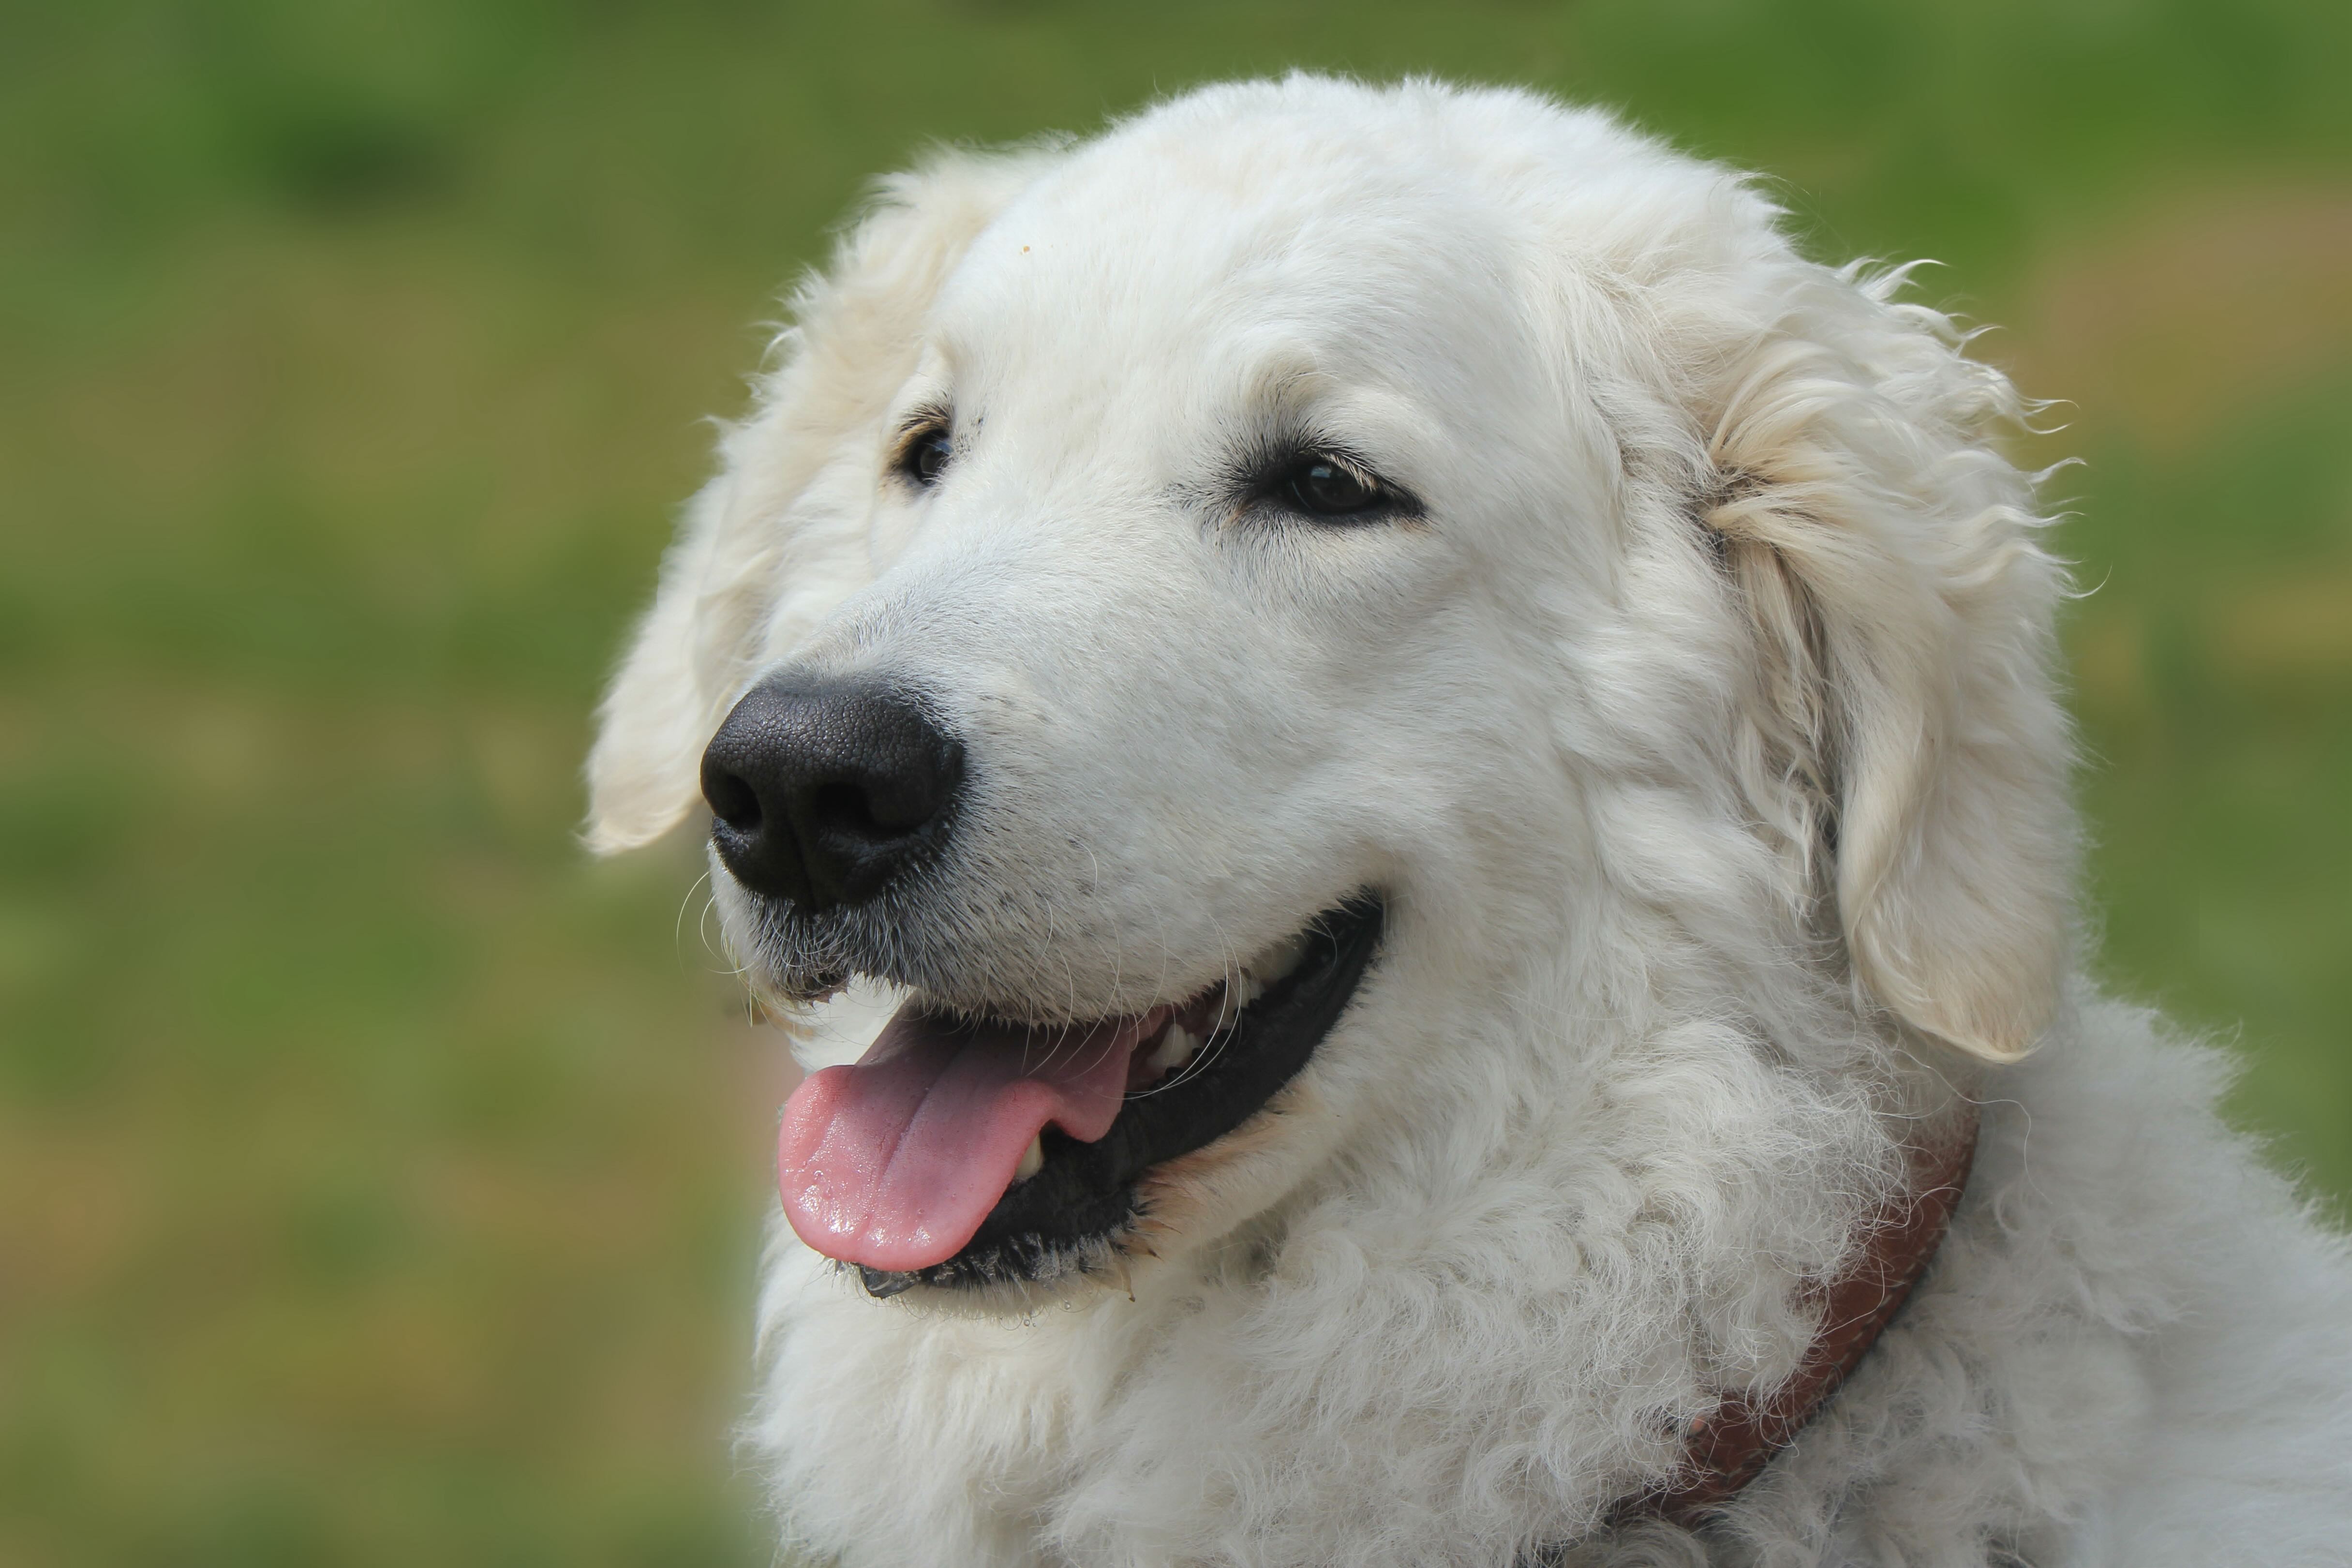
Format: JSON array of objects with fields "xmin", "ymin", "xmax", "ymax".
[{"xmin": 585, "ymin": 76, "xmax": 2352, "ymax": 1567}]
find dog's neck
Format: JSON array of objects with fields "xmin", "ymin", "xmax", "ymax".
[{"xmin": 1610, "ymin": 1098, "xmax": 1981, "ymax": 1529}]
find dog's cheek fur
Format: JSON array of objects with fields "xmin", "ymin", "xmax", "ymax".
[{"xmin": 1509, "ymin": 172, "xmax": 2075, "ymax": 1070}]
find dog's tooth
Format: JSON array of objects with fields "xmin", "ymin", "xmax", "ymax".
[
  {"xmin": 1252, "ymin": 932, "xmax": 1309, "ymax": 985},
  {"xmin": 1229, "ymin": 971, "xmax": 1263, "ymax": 1010},
  {"xmin": 1149, "ymin": 1022, "xmax": 1198, "ymax": 1075},
  {"xmin": 1014, "ymin": 1135, "xmax": 1044, "ymax": 1182}
]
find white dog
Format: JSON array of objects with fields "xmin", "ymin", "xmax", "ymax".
[{"xmin": 586, "ymin": 76, "xmax": 2352, "ymax": 1567}]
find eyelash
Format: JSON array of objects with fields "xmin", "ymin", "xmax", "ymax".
[{"xmin": 1242, "ymin": 443, "xmax": 1417, "ymax": 523}]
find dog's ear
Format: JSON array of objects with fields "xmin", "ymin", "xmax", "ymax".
[
  {"xmin": 1699, "ymin": 273, "xmax": 2075, "ymax": 1062},
  {"xmin": 584, "ymin": 148, "xmax": 1058, "ymax": 853}
]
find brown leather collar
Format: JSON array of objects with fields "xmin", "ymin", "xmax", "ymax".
[{"xmin": 1613, "ymin": 1106, "xmax": 1981, "ymax": 1530}]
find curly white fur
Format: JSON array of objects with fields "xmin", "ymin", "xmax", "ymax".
[{"xmin": 589, "ymin": 77, "xmax": 2352, "ymax": 1566}]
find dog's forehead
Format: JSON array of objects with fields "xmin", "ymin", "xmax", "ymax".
[{"xmin": 929, "ymin": 122, "xmax": 1532, "ymax": 414}]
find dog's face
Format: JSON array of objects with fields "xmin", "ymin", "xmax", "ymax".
[
  {"xmin": 752, "ymin": 138, "xmax": 1560, "ymax": 1015},
  {"xmin": 589, "ymin": 80, "xmax": 2073, "ymax": 1309},
  {"xmin": 721, "ymin": 118, "xmax": 1593, "ymax": 1298}
]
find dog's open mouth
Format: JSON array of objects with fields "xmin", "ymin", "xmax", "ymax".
[{"xmin": 776, "ymin": 895, "xmax": 1384, "ymax": 1297}]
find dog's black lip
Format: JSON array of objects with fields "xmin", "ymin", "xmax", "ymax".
[{"xmin": 854, "ymin": 893, "xmax": 1387, "ymax": 1299}]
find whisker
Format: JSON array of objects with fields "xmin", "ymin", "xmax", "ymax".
[{"xmin": 674, "ymin": 868, "xmax": 713, "ymax": 962}]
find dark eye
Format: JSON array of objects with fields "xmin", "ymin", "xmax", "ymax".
[
  {"xmin": 900, "ymin": 424, "xmax": 953, "ymax": 487},
  {"xmin": 1280, "ymin": 454, "xmax": 1382, "ymax": 518}
]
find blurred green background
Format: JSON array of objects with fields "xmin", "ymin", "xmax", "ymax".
[{"xmin": 3, "ymin": 1, "xmax": 2347, "ymax": 1562}]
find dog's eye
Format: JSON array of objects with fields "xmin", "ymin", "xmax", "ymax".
[
  {"xmin": 898, "ymin": 424, "xmax": 953, "ymax": 488},
  {"xmin": 1279, "ymin": 454, "xmax": 1384, "ymax": 519}
]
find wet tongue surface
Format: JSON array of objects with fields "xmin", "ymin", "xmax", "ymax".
[{"xmin": 777, "ymin": 1000, "xmax": 1169, "ymax": 1271}]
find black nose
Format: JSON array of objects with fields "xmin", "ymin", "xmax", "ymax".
[{"xmin": 698, "ymin": 674, "xmax": 965, "ymax": 913}]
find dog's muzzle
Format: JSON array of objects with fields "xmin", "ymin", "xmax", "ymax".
[{"xmin": 700, "ymin": 667, "xmax": 1387, "ymax": 1299}]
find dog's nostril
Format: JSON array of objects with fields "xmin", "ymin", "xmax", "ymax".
[
  {"xmin": 707, "ymin": 768, "xmax": 763, "ymax": 832},
  {"xmin": 811, "ymin": 779, "xmax": 885, "ymax": 839}
]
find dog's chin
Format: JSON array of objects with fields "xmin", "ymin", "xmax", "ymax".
[{"xmin": 770, "ymin": 895, "xmax": 1386, "ymax": 1308}]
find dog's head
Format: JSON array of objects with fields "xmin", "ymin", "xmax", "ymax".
[{"xmin": 587, "ymin": 77, "xmax": 2072, "ymax": 1305}]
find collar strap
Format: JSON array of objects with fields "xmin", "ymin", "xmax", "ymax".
[{"xmin": 1615, "ymin": 1106, "xmax": 1982, "ymax": 1530}]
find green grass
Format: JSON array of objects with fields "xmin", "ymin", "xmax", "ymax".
[{"xmin": 2, "ymin": 2, "xmax": 2347, "ymax": 1561}]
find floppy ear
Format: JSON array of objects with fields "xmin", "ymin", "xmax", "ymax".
[
  {"xmin": 584, "ymin": 147, "xmax": 1059, "ymax": 853},
  {"xmin": 1699, "ymin": 271, "xmax": 2075, "ymax": 1062}
]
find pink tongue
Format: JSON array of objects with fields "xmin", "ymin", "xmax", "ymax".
[{"xmin": 777, "ymin": 1002, "xmax": 1166, "ymax": 1271}]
